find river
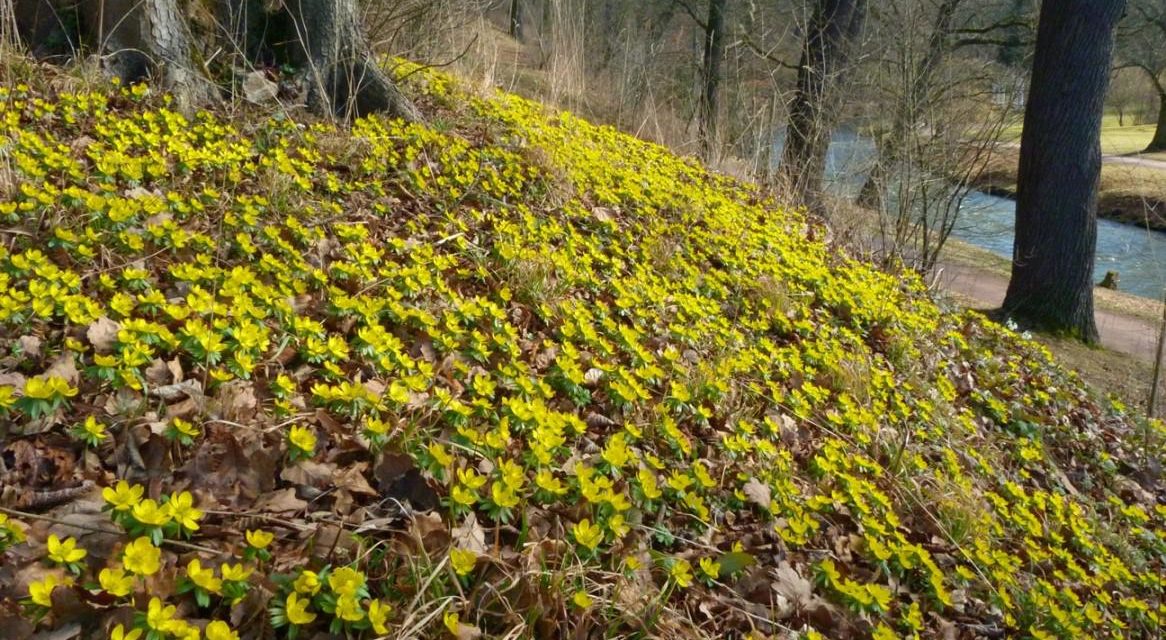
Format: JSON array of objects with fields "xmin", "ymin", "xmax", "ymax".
[{"xmin": 779, "ymin": 129, "xmax": 1166, "ymax": 300}]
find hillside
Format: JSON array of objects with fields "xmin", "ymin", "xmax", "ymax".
[{"xmin": 0, "ymin": 63, "xmax": 1164, "ymax": 640}]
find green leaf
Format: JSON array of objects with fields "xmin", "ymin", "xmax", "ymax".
[{"xmin": 716, "ymin": 551, "xmax": 756, "ymax": 578}]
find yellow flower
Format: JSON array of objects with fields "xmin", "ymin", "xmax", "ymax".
[
  {"xmin": 131, "ymin": 498, "xmax": 172, "ymax": 527},
  {"xmin": 79, "ymin": 416, "xmax": 108, "ymax": 442},
  {"xmin": 428, "ymin": 442, "xmax": 453, "ymax": 467},
  {"xmin": 699, "ymin": 557, "xmax": 721, "ymax": 581},
  {"xmin": 171, "ymin": 417, "xmax": 200, "ymax": 438},
  {"xmin": 368, "ymin": 599, "xmax": 392, "ymax": 634},
  {"xmin": 99, "ymin": 566, "xmax": 135, "ymax": 597},
  {"xmin": 122, "ymin": 537, "xmax": 161, "ymax": 576},
  {"xmin": 219, "ymin": 562, "xmax": 253, "ymax": 582},
  {"xmin": 109, "ymin": 624, "xmax": 142, "ymax": 640},
  {"xmin": 24, "ymin": 375, "xmax": 77, "ymax": 399},
  {"xmin": 443, "ymin": 611, "xmax": 461, "ymax": 635},
  {"xmin": 165, "ymin": 491, "xmax": 202, "ymax": 532},
  {"xmin": 245, "ymin": 529, "xmax": 274, "ymax": 549},
  {"xmin": 288, "ymin": 425, "xmax": 316, "ymax": 456},
  {"xmin": 46, "ymin": 534, "xmax": 87, "ymax": 564},
  {"xmin": 285, "ymin": 592, "xmax": 317, "ymax": 625},
  {"xmin": 572, "ymin": 591, "xmax": 593, "ymax": 609},
  {"xmin": 293, "ymin": 570, "xmax": 321, "ymax": 595},
  {"xmin": 187, "ymin": 559, "xmax": 222, "ymax": 593},
  {"xmin": 327, "ymin": 566, "xmax": 365, "ymax": 596},
  {"xmin": 450, "ymin": 548, "xmax": 477, "ymax": 576},
  {"xmin": 102, "ymin": 480, "xmax": 144, "ymax": 511},
  {"xmin": 204, "ymin": 621, "xmax": 239, "ymax": 640},
  {"xmin": 335, "ymin": 594, "xmax": 364, "ymax": 621},
  {"xmin": 145, "ymin": 597, "xmax": 178, "ymax": 632},
  {"xmin": 28, "ymin": 573, "xmax": 69, "ymax": 607},
  {"xmin": 670, "ymin": 559, "xmax": 693, "ymax": 588},
  {"xmin": 572, "ymin": 519, "xmax": 603, "ymax": 551}
]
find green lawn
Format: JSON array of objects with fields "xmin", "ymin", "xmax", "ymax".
[{"xmin": 1003, "ymin": 115, "xmax": 1165, "ymax": 161}]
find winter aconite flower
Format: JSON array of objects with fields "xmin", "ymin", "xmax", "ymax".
[
  {"xmin": 327, "ymin": 566, "xmax": 365, "ymax": 596},
  {"xmin": 572, "ymin": 519, "xmax": 603, "ymax": 551},
  {"xmin": 103, "ymin": 480, "xmax": 144, "ymax": 511},
  {"xmin": 99, "ymin": 566, "xmax": 135, "ymax": 597},
  {"xmin": 145, "ymin": 597, "xmax": 179, "ymax": 633},
  {"xmin": 293, "ymin": 570, "xmax": 321, "ymax": 595},
  {"xmin": 187, "ymin": 559, "xmax": 222, "ymax": 593},
  {"xmin": 131, "ymin": 499, "xmax": 172, "ymax": 527},
  {"xmin": 165, "ymin": 491, "xmax": 202, "ymax": 532},
  {"xmin": 122, "ymin": 537, "xmax": 161, "ymax": 576},
  {"xmin": 285, "ymin": 592, "xmax": 317, "ymax": 625},
  {"xmin": 335, "ymin": 594, "xmax": 364, "ymax": 622},
  {"xmin": 367, "ymin": 599, "xmax": 392, "ymax": 634},
  {"xmin": 109, "ymin": 624, "xmax": 142, "ymax": 640},
  {"xmin": 204, "ymin": 620, "xmax": 239, "ymax": 640},
  {"xmin": 287, "ymin": 425, "xmax": 316, "ymax": 458},
  {"xmin": 572, "ymin": 591, "xmax": 594, "ymax": 609},
  {"xmin": 450, "ymin": 548, "xmax": 477, "ymax": 576},
  {"xmin": 46, "ymin": 534, "xmax": 87, "ymax": 565},
  {"xmin": 670, "ymin": 559, "xmax": 694, "ymax": 588},
  {"xmin": 28, "ymin": 574, "xmax": 70, "ymax": 607},
  {"xmin": 245, "ymin": 529, "xmax": 274, "ymax": 549}
]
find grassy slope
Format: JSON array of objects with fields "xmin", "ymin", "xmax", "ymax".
[
  {"xmin": 1003, "ymin": 115, "xmax": 1166, "ymax": 161},
  {"xmin": 0, "ymin": 65, "xmax": 1164, "ymax": 640}
]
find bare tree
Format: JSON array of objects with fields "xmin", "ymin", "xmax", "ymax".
[
  {"xmin": 11, "ymin": 0, "xmax": 418, "ymax": 120},
  {"xmin": 776, "ymin": 0, "xmax": 868, "ymax": 212},
  {"xmin": 698, "ymin": 0, "xmax": 728, "ymax": 162},
  {"xmin": 1002, "ymin": 0, "xmax": 1126, "ymax": 343},
  {"xmin": 1117, "ymin": 0, "xmax": 1166, "ymax": 151}
]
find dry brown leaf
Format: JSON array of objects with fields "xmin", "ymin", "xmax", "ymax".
[
  {"xmin": 280, "ymin": 460, "xmax": 337, "ymax": 487},
  {"xmin": 17, "ymin": 335, "xmax": 42, "ymax": 359},
  {"xmin": 44, "ymin": 354, "xmax": 79, "ymax": 386},
  {"xmin": 253, "ymin": 488, "xmax": 307, "ymax": 514},
  {"xmin": 742, "ymin": 478, "xmax": 771, "ymax": 509},
  {"xmin": 333, "ymin": 463, "xmax": 377, "ymax": 496},
  {"xmin": 409, "ymin": 512, "xmax": 449, "ymax": 553},
  {"xmin": 451, "ymin": 513, "xmax": 487, "ymax": 554},
  {"xmin": 86, "ymin": 317, "xmax": 121, "ymax": 354},
  {"xmin": 144, "ymin": 358, "xmax": 172, "ymax": 386},
  {"xmin": 214, "ymin": 381, "xmax": 257, "ymax": 422}
]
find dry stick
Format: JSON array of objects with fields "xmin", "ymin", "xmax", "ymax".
[
  {"xmin": 0, "ymin": 506, "xmax": 223, "ymax": 556},
  {"xmin": 1148, "ymin": 288, "xmax": 1166, "ymax": 419}
]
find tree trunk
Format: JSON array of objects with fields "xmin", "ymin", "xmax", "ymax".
[
  {"xmin": 286, "ymin": 0, "xmax": 419, "ymax": 120},
  {"xmin": 1002, "ymin": 0, "xmax": 1125, "ymax": 343},
  {"xmin": 1147, "ymin": 91, "xmax": 1166, "ymax": 152},
  {"xmin": 856, "ymin": 0, "xmax": 961, "ymax": 210},
  {"xmin": 509, "ymin": 0, "xmax": 524, "ymax": 42},
  {"xmin": 698, "ymin": 0, "xmax": 727, "ymax": 163},
  {"xmin": 82, "ymin": 0, "xmax": 218, "ymax": 112},
  {"xmin": 11, "ymin": 0, "xmax": 418, "ymax": 122},
  {"xmin": 776, "ymin": 0, "xmax": 867, "ymax": 212}
]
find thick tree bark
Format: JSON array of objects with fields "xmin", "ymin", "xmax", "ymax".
[
  {"xmin": 1147, "ymin": 91, "xmax": 1166, "ymax": 152},
  {"xmin": 856, "ymin": 0, "xmax": 961, "ymax": 210},
  {"xmin": 698, "ymin": 0, "xmax": 727, "ymax": 163},
  {"xmin": 1001, "ymin": 0, "xmax": 1125, "ymax": 343},
  {"xmin": 286, "ymin": 0, "xmax": 419, "ymax": 120},
  {"xmin": 11, "ymin": 0, "xmax": 418, "ymax": 122},
  {"xmin": 776, "ymin": 0, "xmax": 867, "ymax": 212},
  {"xmin": 509, "ymin": 0, "xmax": 524, "ymax": 42}
]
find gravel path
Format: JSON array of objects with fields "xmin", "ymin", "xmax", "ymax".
[{"xmin": 935, "ymin": 261, "xmax": 1160, "ymax": 362}]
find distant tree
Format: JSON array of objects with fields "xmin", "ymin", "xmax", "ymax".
[
  {"xmin": 776, "ymin": 0, "xmax": 868, "ymax": 211},
  {"xmin": 510, "ymin": 0, "xmax": 525, "ymax": 42},
  {"xmin": 10, "ymin": 0, "xmax": 418, "ymax": 120},
  {"xmin": 1117, "ymin": 0, "xmax": 1166, "ymax": 151},
  {"xmin": 1002, "ymin": 0, "xmax": 1126, "ymax": 343},
  {"xmin": 698, "ymin": 0, "xmax": 728, "ymax": 162}
]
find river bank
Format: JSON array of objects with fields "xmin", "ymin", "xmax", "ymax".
[{"xmin": 970, "ymin": 145, "xmax": 1166, "ymax": 230}]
